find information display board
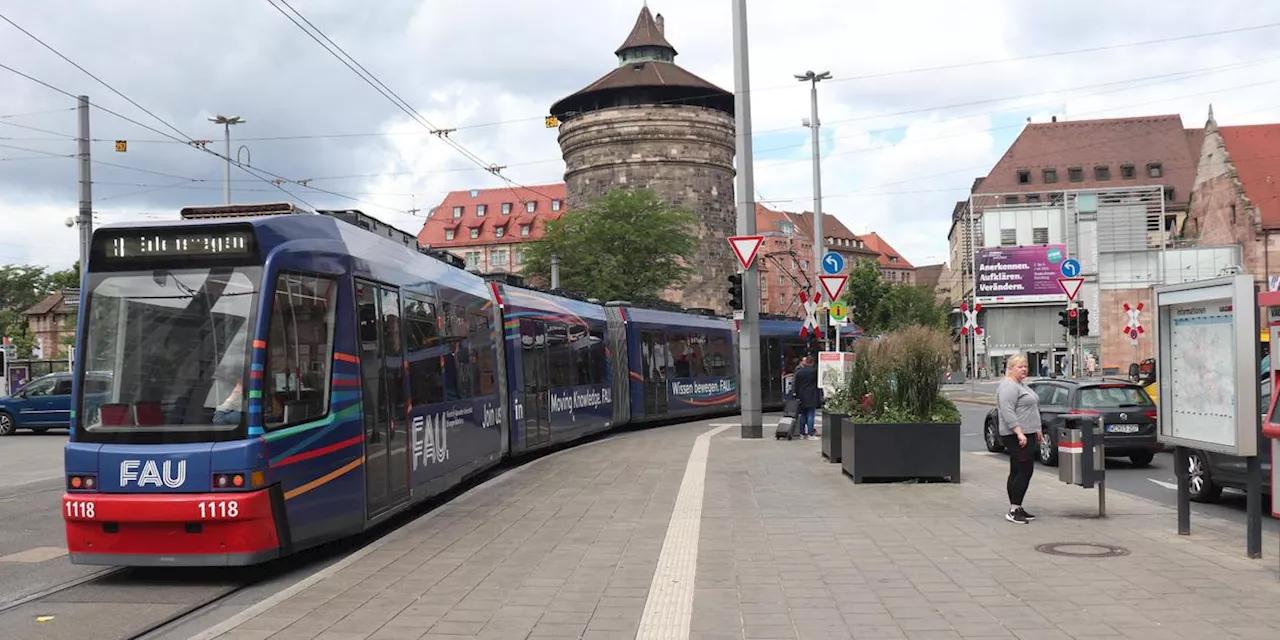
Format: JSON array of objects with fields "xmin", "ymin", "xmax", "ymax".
[{"xmin": 1154, "ymin": 275, "xmax": 1258, "ymax": 456}]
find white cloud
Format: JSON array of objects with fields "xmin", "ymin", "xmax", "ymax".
[{"xmin": 1, "ymin": 0, "xmax": 1279, "ymax": 273}]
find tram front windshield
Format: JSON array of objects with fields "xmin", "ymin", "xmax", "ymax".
[{"xmin": 76, "ymin": 266, "xmax": 260, "ymax": 444}]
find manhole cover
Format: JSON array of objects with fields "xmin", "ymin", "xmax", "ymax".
[{"xmin": 1035, "ymin": 542, "xmax": 1129, "ymax": 558}]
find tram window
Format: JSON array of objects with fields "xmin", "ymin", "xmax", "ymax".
[
  {"xmin": 589, "ymin": 327, "xmax": 607, "ymax": 384},
  {"xmin": 470, "ymin": 311, "xmax": 496, "ymax": 396},
  {"xmin": 668, "ymin": 333, "xmax": 694, "ymax": 378},
  {"xmin": 380, "ymin": 288, "xmax": 406, "ymax": 425},
  {"xmin": 571, "ymin": 325, "xmax": 592, "ymax": 386},
  {"xmin": 705, "ymin": 335, "xmax": 732, "ymax": 377},
  {"xmin": 439, "ymin": 301, "xmax": 477, "ymax": 400},
  {"xmin": 263, "ymin": 273, "xmax": 336, "ymax": 429},
  {"xmin": 404, "ymin": 295, "xmax": 444, "ymax": 406},
  {"xmin": 547, "ymin": 324, "xmax": 572, "ymax": 387}
]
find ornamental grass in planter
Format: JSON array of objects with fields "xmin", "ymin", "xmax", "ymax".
[{"xmin": 829, "ymin": 326, "xmax": 963, "ymax": 483}]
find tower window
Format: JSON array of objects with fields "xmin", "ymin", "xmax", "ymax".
[
  {"xmin": 1068, "ymin": 167, "xmax": 1084, "ymax": 182},
  {"xmin": 1043, "ymin": 169, "xmax": 1058, "ymax": 183},
  {"xmin": 1017, "ymin": 170, "xmax": 1031, "ymax": 184},
  {"xmin": 1120, "ymin": 164, "xmax": 1135, "ymax": 179},
  {"xmin": 1148, "ymin": 163, "xmax": 1163, "ymax": 178},
  {"xmin": 1094, "ymin": 166, "xmax": 1110, "ymax": 181}
]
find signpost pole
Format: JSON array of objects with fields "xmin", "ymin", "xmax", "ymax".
[
  {"xmin": 731, "ymin": 0, "xmax": 762, "ymax": 439},
  {"xmin": 1247, "ymin": 297, "xmax": 1263, "ymax": 559}
]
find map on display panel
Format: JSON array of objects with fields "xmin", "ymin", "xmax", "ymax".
[{"xmin": 1167, "ymin": 299, "xmax": 1237, "ymax": 447}]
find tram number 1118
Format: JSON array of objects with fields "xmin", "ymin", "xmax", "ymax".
[{"xmin": 198, "ymin": 501, "xmax": 240, "ymax": 519}]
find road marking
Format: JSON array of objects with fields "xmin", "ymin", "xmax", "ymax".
[
  {"xmin": 1148, "ymin": 478, "xmax": 1178, "ymax": 490},
  {"xmin": 0, "ymin": 547, "xmax": 68, "ymax": 563},
  {"xmin": 635, "ymin": 423, "xmax": 733, "ymax": 640}
]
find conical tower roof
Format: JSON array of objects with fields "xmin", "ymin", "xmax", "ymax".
[
  {"xmin": 615, "ymin": 5, "xmax": 677, "ymax": 57},
  {"xmin": 549, "ymin": 5, "xmax": 732, "ymax": 120}
]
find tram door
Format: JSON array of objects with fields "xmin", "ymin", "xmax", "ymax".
[
  {"xmin": 520, "ymin": 319, "xmax": 551, "ymax": 448},
  {"xmin": 357, "ymin": 280, "xmax": 410, "ymax": 518},
  {"xmin": 641, "ymin": 331, "xmax": 670, "ymax": 415}
]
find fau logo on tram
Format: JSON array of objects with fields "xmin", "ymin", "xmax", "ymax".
[{"xmin": 60, "ymin": 202, "xmax": 815, "ymax": 567}]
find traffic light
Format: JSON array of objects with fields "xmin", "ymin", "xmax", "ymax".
[
  {"xmin": 727, "ymin": 273, "xmax": 743, "ymax": 310},
  {"xmin": 1058, "ymin": 309, "xmax": 1070, "ymax": 329},
  {"xmin": 1078, "ymin": 308, "xmax": 1090, "ymax": 336}
]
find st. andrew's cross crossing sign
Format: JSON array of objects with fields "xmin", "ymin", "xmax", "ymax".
[{"xmin": 960, "ymin": 301, "xmax": 982, "ymax": 336}]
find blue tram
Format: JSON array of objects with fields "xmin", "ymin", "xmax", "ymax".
[{"xmin": 61, "ymin": 203, "xmax": 809, "ymax": 566}]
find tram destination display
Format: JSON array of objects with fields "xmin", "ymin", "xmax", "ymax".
[{"xmin": 98, "ymin": 228, "xmax": 255, "ymax": 260}]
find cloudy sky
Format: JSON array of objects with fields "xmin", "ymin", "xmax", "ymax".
[{"xmin": 2, "ymin": 0, "xmax": 1278, "ymax": 273}]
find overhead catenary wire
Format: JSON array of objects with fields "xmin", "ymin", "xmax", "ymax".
[
  {"xmin": 0, "ymin": 10, "xmax": 427, "ymax": 214},
  {"xmin": 134, "ymin": 18, "xmax": 1280, "ymax": 140},
  {"xmin": 265, "ymin": 0, "xmax": 553, "ymax": 206},
  {"xmin": 75, "ymin": 53, "xmax": 1280, "ymax": 151},
  {"xmin": 2, "ymin": 10, "xmax": 1278, "ymax": 218}
]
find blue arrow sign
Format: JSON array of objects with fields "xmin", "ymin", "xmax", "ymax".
[
  {"xmin": 822, "ymin": 251, "xmax": 845, "ymax": 275},
  {"xmin": 1060, "ymin": 258, "xmax": 1081, "ymax": 278}
]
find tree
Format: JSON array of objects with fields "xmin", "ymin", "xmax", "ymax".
[
  {"xmin": 522, "ymin": 189, "xmax": 700, "ymax": 302},
  {"xmin": 47, "ymin": 261, "xmax": 80, "ymax": 291},
  {"xmin": 839, "ymin": 259, "xmax": 948, "ymax": 334},
  {"xmin": 842, "ymin": 259, "xmax": 888, "ymax": 331}
]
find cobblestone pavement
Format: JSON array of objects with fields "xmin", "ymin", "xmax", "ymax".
[{"xmin": 197, "ymin": 417, "xmax": 1280, "ymax": 640}]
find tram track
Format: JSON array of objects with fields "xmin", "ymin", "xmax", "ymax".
[{"xmin": 0, "ymin": 415, "xmax": 728, "ymax": 639}]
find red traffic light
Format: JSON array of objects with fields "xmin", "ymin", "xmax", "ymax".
[{"xmin": 1068, "ymin": 309, "xmax": 1078, "ymax": 318}]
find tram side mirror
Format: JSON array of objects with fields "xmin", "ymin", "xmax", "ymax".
[{"xmin": 1127, "ymin": 363, "xmax": 1139, "ymax": 381}]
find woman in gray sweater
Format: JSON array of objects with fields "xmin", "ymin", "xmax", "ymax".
[{"xmin": 996, "ymin": 354, "xmax": 1041, "ymax": 524}]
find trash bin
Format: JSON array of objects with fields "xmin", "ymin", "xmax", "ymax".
[
  {"xmin": 1058, "ymin": 423, "xmax": 1084, "ymax": 485},
  {"xmin": 1059, "ymin": 415, "xmax": 1105, "ymax": 489}
]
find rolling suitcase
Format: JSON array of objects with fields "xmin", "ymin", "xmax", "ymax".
[
  {"xmin": 775, "ymin": 398, "xmax": 800, "ymax": 440},
  {"xmin": 775, "ymin": 415, "xmax": 797, "ymax": 440}
]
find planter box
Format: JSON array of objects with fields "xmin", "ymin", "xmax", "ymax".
[
  {"xmin": 821, "ymin": 411, "xmax": 845, "ymax": 462},
  {"xmin": 840, "ymin": 421, "xmax": 961, "ymax": 483}
]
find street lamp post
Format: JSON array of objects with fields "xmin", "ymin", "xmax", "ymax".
[
  {"xmin": 796, "ymin": 70, "xmax": 831, "ymax": 347},
  {"xmin": 208, "ymin": 115, "xmax": 244, "ymax": 204}
]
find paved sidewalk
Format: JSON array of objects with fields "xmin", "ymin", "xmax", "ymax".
[{"xmin": 198, "ymin": 416, "xmax": 1280, "ymax": 640}]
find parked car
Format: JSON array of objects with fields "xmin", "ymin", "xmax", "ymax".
[
  {"xmin": 984, "ymin": 379, "xmax": 1161, "ymax": 467},
  {"xmin": 0, "ymin": 371, "xmax": 111, "ymax": 436},
  {"xmin": 1187, "ymin": 375, "xmax": 1274, "ymax": 502}
]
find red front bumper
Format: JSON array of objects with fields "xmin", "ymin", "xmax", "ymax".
[{"xmin": 62, "ymin": 489, "xmax": 282, "ymax": 566}]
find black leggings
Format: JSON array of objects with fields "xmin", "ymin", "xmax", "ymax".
[{"xmin": 1002, "ymin": 432, "xmax": 1038, "ymax": 505}]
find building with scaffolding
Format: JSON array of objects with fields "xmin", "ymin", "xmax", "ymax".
[{"xmin": 947, "ymin": 114, "xmax": 1241, "ymax": 377}]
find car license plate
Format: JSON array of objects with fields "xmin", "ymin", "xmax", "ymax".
[{"xmin": 1106, "ymin": 424, "xmax": 1140, "ymax": 433}]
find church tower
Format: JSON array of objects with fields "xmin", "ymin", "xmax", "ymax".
[{"xmin": 548, "ymin": 5, "xmax": 737, "ymax": 312}]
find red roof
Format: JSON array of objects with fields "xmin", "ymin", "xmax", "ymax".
[
  {"xmin": 1218, "ymin": 124, "xmax": 1280, "ymax": 229},
  {"xmin": 417, "ymin": 183, "xmax": 567, "ymax": 249},
  {"xmin": 977, "ymin": 115, "xmax": 1202, "ymax": 205},
  {"xmin": 860, "ymin": 232, "xmax": 915, "ymax": 269}
]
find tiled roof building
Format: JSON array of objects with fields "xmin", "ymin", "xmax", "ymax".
[{"xmin": 416, "ymin": 184, "xmax": 566, "ymax": 274}]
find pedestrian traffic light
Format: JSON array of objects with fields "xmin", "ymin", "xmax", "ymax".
[
  {"xmin": 1078, "ymin": 308, "xmax": 1090, "ymax": 336},
  {"xmin": 727, "ymin": 273, "xmax": 743, "ymax": 310},
  {"xmin": 1058, "ymin": 309, "xmax": 1070, "ymax": 329}
]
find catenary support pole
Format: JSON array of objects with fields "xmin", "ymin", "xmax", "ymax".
[
  {"xmin": 551, "ymin": 254, "xmax": 560, "ymax": 289},
  {"xmin": 77, "ymin": 96, "xmax": 92, "ymax": 280},
  {"xmin": 732, "ymin": 0, "xmax": 762, "ymax": 438}
]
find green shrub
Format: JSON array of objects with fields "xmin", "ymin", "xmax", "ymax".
[{"xmin": 824, "ymin": 325, "xmax": 954, "ymax": 423}]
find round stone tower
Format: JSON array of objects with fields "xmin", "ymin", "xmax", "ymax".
[{"xmin": 549, "ymin": 5, "xmax": 736, "ymax": 313}]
